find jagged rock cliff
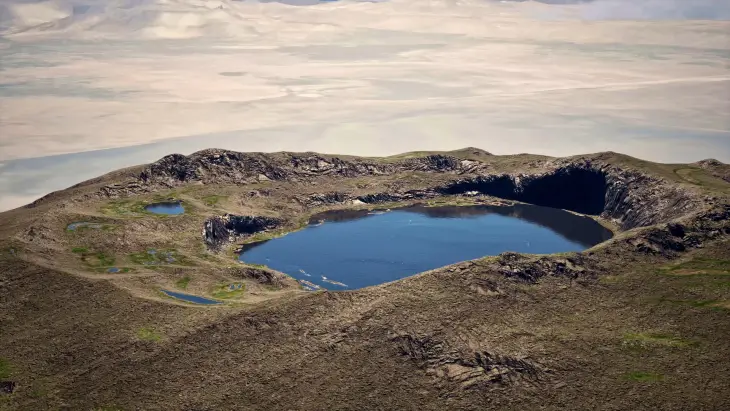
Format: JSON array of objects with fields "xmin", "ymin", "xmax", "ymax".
[
  {"xmin": 139, "ymin": 150, "xmax": 474, "ymax": 186},
  {"xmin": 440, "ymin": 162, "xmax": 702, "ymax": 230},
  {"xmin": 203, "ymin": 214, "xmax": 282, "ymax": 250}
]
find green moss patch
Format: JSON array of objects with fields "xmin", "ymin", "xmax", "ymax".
[
  {"xmin": 3, "ymin": 246, "xmax": 18, "ymax": 258},
  {"xmin": 598, "ymin": 275, "xmax": 622, "ymax": 285},
  {"xmin": 73, "ymin": 248, "xmax": 116, "ymax": 268},
  {"xmin": 674, "ymin": 167, "xmax": 730, "ymax": 191},
  {"xmin": 656, "ymin": 258, "xmax": 730, "ymax": 303},
  {"xmin": 101, "ymin": 199, "xmax": 147, "ymax": 216},
  {"xmin": 151, "ymin": 192, "xmax": 180, "ymax": 202},
  {"xmin": 175, "ymin": 276, "xmax": 192, "ymax": 289},
  {"xmin": 197, "ymin": 252, "xmax": 216, "ymax": 262},
  {"xmin": 129, "ymin": 250, "xmax": 156, "ymax": 265},
  {"xmin": 66, "ymin": 222, "xmax": 116, "ymax": 232},
  {"xmin": 0, "ymin": 358, "xmax": 12, "ymax": 379},
  {"xmin": 130, "ymin": 249, "xmax": 187, "ymax": 266},
  {"xmin": 89, "ymin": 252, "xmax": 116, "ymax": 267},
  {"xmin": 623, "ymin": 332, "xmax": 695, "ymax": 349},
  {"xmin": 136, "ymin": 327, "xmax": 162, "ymax": 342},
  {"xmin": 686, "ymin": 300, "xmax": 729, "ymax": 309},
  {"xmin": 661, "ymin": 258, "xmax": 730, "ymax": 275},
  {"xmin": 202, "ymin": 195, "xmax": 227, "ymax": 206},
  {"xmin": 659, "ymin": 298, "xmax": 730, "ymax": 311},
  {"xmin": 211, "ymin": 283, "xmax": 245, "ymax": 299},
  {"xmin": 625, "ymin": 371, "xmax": 664, "ymax": 382}
]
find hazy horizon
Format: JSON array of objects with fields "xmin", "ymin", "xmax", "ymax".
[{"xmin": 1, "ymin": 0, "xmax": 729, "ymax": 210}]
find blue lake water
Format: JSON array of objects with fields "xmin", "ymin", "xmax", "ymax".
[
  {"xmin": 67, "ymin": 222, "xmax": 105, "ymax": 231},
  {"xmin": 238, "ymin": 204, "xmax": 613, "ymax": 290},
  {"xmin": 145, "ymin": 201, "xmax": 185, "ymax": 215},
  {"xmin": 161, "ymin": 290, "xmax": 221, "ymax": 305}
]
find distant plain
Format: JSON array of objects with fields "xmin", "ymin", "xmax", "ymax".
[{"xmin": 1, "ymin": 0, "xmax": 729, "ymax": 210}]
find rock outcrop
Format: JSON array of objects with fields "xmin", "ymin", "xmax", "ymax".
[
  {"xmin": 0, "ymin": 381, "xmax": 16, "ymax": 395},
  {"xmin": 492, "ymin": 252, "xmax": 588, "ymax": 284},
  {"xmin": 392, "ymin": 333, "xmax": 544, "ymax": 389},
  {"xmin": 356, "ymin": 189, "xmax": 437, "ymax": 204},
  {"xmin": 226, "ymin": 266, "xmax": 294, "ymax": 289},
  {"xmin": 305, "ymin": 192, "xmax": 351, "ymax": 207},
  {"xmin": 487, "ymin": 203, "xmax": 730, "ymax": 281},
  {"xmin": 696, "ymin": 159, "xmax": 730, "ymax": 183},
  {"xmin": 441, "ymin": 162, "xmax": 702, "ymax": 230},
  {"xmin": 138, "ymin": 150, "xmax": 479, "ymax": 186},
  {"xmin": 203, "ymin": 214, "xmax": 282, "ymax": 250}
]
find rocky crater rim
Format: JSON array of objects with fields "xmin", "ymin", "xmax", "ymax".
[
  {"xmin": 12, "ymin": 149, "xmax": 728, "ymax": 277},
  {"xmin": 133, "ymin": 150, "xmax": 710, "ymax": 227},
  {"xmin": 75, "ymin": 149, "xmax": 718, "ymax": 255}
]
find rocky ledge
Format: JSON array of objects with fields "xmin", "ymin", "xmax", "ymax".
[
  {"xmin": 138, "ymin": 150, "xmax": 481, "ymax": 186},
  {"xmin": 204, "ymin": 215, "xmax": 282, "ymax": 251}
]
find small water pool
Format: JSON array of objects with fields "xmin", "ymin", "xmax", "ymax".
[
  {"xmin": 161, "ymin": 290, "xmax": 221, "ymax": 305},
  {"xmin": 107, "ymin": 267, "xmax": 120, "ymax": 273},
  {"xmin": 239, "ymin": 204, "xmax": 613, "ymax": 290},
  {"xmin": 145, "ymin": 201, "xmax": 185, "ymax": 215},
  {"xmin": 67, "ymin": 222, "xmax": 105, "ymax": 231}
]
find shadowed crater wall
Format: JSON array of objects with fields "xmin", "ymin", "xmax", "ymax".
[
  {"xmin": 440, "ymin": 167, "xmax": 608, "ymax": 215},
  {"xmin": 204, "ymin": 214, "xmax": 282, "ymax": 250}
]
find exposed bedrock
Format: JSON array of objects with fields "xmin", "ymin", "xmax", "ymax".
[
  {"xmin": 139, "ymin": 151, "xmax": 473, "ymax": 186},
  {"xmin": 488, "ymin": 204, "xmax": 730, "ymax": 285},
  {"xmin": 696, "ymin": 158, "xmax": 730, "ymax": 183},
  {"xmin": 357, "ymin": 190, "xmax": 437, "ymax": 204},
  {"xmin": 441, "ymin": 165, "xmax": 701, "ymax": 230},
  {"xmin": 225, "ymin": 266, "xmax": 294, "ymax": 289},
  {"xmin": 392, "ymin": 332, "xmax": 544, "ymax": 388},
  {"xmin": 296, "ymin": 189, "xmax": 439, "ymax": 208},
  {"xmin": 305, "ymin": 192, "xmax": 351, "ymax": 207},
  {"xmin": 203, "ymin": 214, "xmax": 282, "ymax": 250}
]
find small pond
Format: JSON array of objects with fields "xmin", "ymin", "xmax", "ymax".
[
  {"xmin": 161, "ymin": 290, "xmax": 222, "ymax": 305},
  {"xmin": 145, "ymin": 201, "xmax": 185, "ymax": 215},
  {"xmin": 238, "ymin": 204, "xmax": 613, "ymax": 290},
  {"xmin": 67, "ymin": 222, "xmax": 105, "ymax": 231}
]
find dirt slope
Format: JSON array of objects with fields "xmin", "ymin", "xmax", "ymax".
[{"xmin": 1, "ymin": 148, "xmax": 729, "ymax": 410}]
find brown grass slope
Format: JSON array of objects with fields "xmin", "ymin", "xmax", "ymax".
[{"xmin": 1, "ymin": 148, "xmax": 729, "ymax": 410}]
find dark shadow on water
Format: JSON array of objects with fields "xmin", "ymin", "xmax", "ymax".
[
  {"xmin": 308, "ymin": 208, "xmax": 379, "ymax": 224},
  {"xmin": 238, "ymin": 239, "xmax": 272, "ymax": 254},
  {"xmin": 405, "ymin": 204, "xmax": 613, "ymax": 247},
  {"xmin": 309, "ymin": 204, "xmax": 612, "ymax": 247}
]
